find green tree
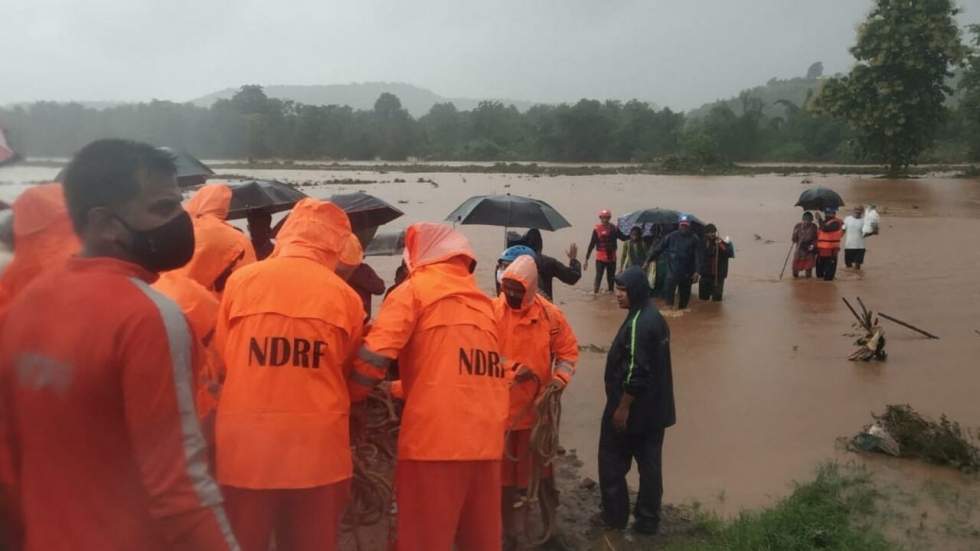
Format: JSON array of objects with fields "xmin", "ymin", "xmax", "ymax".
[
  {"xmin": 957, "ymin": 25, "xmax": 980, "ymax": 159},
  {"xmin": 815, "ymin": 0, "xmax": 967, "ymax": 174}
]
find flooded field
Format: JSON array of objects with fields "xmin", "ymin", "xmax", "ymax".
[{"xmin": 3, "ymin": 163, "xmax": 980, "ymax": 546}]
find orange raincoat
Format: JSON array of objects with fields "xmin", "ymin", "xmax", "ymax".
[
  {"xmin": 494, "ymin": 255, "xmax": 579, "ymax": 431},
  {"xmin": 354, "ymin": 223, "xmax": 508, "ymax": 551},
  {"xmin": 215, "ymin": 198, "xmax": 364, "ymax": 489},
  {"xmin": 353, "ymin": 222, "xmax": 509, "ymax": 461},
  {"xmin": 153, "ymin": 272, "xmax": 222, "ymax": 420},
  {"xmin": 0, "ymin": 184, "xmax": 80, "ymax": 311},
  {"xmin": 179, "ymin": 184, "xmax": 255, "ymax": 291},
  {"xmin": 0, "ymin": 256, "xmax": 237, "ymax": 550}
]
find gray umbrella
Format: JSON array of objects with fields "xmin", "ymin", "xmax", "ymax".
[{"xmin": 445, "ymin": 194, "xmax": 571, "ymax": 231}]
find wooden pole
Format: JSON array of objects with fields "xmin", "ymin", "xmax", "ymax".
[
  {"xmin": 779, "ymin": 243, "xmax": 795, "ymax": 280},
  {"xmin": 878, "ymin": 312, "xmax": 940, "ymax": 340},
  {"xmin": 841, "ymin": 297, "xmax": 865, "ymax": 327}
]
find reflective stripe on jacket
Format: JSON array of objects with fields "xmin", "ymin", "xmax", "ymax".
[{"xmin": 0, "ymin": 256, "xmax": 238, "ymax": 550}]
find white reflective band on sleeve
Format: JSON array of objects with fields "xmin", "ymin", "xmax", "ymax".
[
  {"xmin": 130, "ymin": 278, "xmax": 240, "ymax": 551},
  {"xmin": 556, "ymin": 361, "xmax": 575, "ymax": 375}
]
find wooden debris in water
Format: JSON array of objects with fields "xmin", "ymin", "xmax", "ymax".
[
  {"xmin": 878, "ymin": 312, "xmax": 940, "ymax": 340},
  {"xmin": 842, "ymin": 297, "xmax": 886, "ymax": 361}
]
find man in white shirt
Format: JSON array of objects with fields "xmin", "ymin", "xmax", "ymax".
[{"xmin": 843, "ymin": 206, "xmax": 867, "ymax": 270}]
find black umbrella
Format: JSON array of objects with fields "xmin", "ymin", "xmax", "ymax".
[
  {"xmin": 617, "ymin": 208, "xmax": 704, "ymax": 234},
  {"xmin": 795, "ymin": 187, "xmax": 844, "ymax": 211},
  {"xmin": 445, "ymin": 194, "xmax": 571, "ymax": 231},
  {"xmin": 226, "ymin": 180, "xmax": 308, "ymax": 220},
  {"xmin": 271, "ymin": 192, "xmax": 404, "ymax": 236},
  {"xmin": 364, "ymin": 230, "xmax": 406, "ymax": 257},
  {"xmin": 55, "ymin": 146, "xmax": 214, "ymax": 184},
  {"xmin": 158, "ymin": 147, "xmax": 214, "ymax": 185},
  {"xmin": 328, "ymin": 192, "xmax": 404, "ymax": 230}
]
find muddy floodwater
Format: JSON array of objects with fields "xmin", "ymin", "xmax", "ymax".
[{"xmin": 3, "ymin": 164, "xmax": 980, "ymax": 529}]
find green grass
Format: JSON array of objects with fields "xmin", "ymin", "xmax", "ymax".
[{"xmin": 667, "ymin": 463, "xmax": 894, "ymax": 551}]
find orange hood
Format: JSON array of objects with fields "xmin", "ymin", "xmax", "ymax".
[
  {"xmin": 271, "ymin": 198, "xmax": 350, "ymax": 268},
  {"xmin": 175, "ymin": 216, "xmax": 247, "ymax": 290},
  {"xmin": 185, "ymin": 183, "xmax": 231, "ymax": 220},
  {"xmin": 403, "ymin": 222, "xmax": 476, "ymax": 273},
  {"xmin": 0, "ymin": 183, "xmax": 80, "ymax": 307},
  {"xmin": 338, "ymin": 232, "xmax": 364, "ymax": 267},
  {"xmin": 501, "ymin": 254, "xmax": 538, "ymax": 310}
]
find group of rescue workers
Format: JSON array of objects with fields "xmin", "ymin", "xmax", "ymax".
[
  {"xmin": 0, "ymin": 139, "xmax": 676, "ymax": 551},
  {"xmin": 581, "ymin": 210, "xmax": 734, "ymax": 309}
]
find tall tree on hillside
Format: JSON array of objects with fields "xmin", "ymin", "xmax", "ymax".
[
  {"xmin": 806, "ymin": 62, "xmax": 824, "ymax": 80},
  {"xmin": 958, "ymin": 25, "xmax": 980, "ymax": 160},
  {"xmin": 815, "ymin": 0, "xmax": 967, "ymax": 175}
]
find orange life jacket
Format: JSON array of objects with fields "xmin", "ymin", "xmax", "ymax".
[
  {"xmin": 215, "ymin": 198, "xmax": 364, "ymax": 489},
  {"xmin": 353, "ymin": 223, "xmax": 509, "ymax": 461},
  {"xmin": 594, "ymin": 223, "xmax": 616, "ymax": 263},
  {"xmin": 494, "ymin": 256, "xmax": 579, "ymax": 430},
  {"xmin": 817, "ymin": 218, "xmax": 844, "ymax": 255}
]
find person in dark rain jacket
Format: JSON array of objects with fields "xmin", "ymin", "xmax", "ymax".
[
  {"xmin": 644, "ymin": 218, "xmax": 703, "ymax": 309},
  {"xmin": 522, "ymin": 228, "xmax": 581, "ymax": 301},
  {"xmin": 698, "ymin": 223, "xmax": 734, "ymax": 302},
  {"xmin": 598, "ymin": 267, "xmax": 676, "ymax": 535}
]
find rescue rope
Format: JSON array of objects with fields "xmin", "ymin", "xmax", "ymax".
[
  {"xmin": 525, "ymin": 383, "xmax": 563, "ymax": 546},
  {"xmin": 507, "ymin": 373, "xmax": 564, "ymax": 547},
  {"xmin": 343, "ymin": 388, "xmax": 400, "ymax": 549}
]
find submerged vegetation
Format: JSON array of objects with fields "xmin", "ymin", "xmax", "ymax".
[{"xmin": 665, "ymin": 464, "xmax": 892, "ymax": 551}]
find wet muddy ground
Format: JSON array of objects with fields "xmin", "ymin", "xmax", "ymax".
[{"xmin": 3, "ymin": 164, "xmax": 980, "ymax": 548}]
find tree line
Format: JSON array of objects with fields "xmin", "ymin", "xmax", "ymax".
[
  {"xmin": 2, "ymin": 1, "xmax": 979, "ymax": 170},
  {"xmin": 0, "ymin": 87, "xmax": 862, "ymax": 164}
]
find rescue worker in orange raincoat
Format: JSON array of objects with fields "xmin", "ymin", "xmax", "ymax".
[
  {"xmin": 157, "ymin": 184, "xmax": 258, "ymax": 439},
  {"xmin": 181, "ymin": 183, "xmax": 255, "ymax": 293},
  {"xmin": 0, "ymin": 139, "xmax": 238, "ymax": 550},
  {"xmin": 494, "ymin": 253, "xmax": 579, "ymax": 549},
  {"xmin": 0, "ymin": 183, "xmax": 80, "ymax": 311},
  {"xmin": 214, "ymin": 198, "xmax": 364, "ymax": 551},
  {"xmin": 350, "ymin": 222, "xmax": 510, "ymax": 551}
]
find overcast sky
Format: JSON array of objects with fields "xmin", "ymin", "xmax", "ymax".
[{"xmin": 4, "ymin": 0, "xmax": 980, "ymax": 111}]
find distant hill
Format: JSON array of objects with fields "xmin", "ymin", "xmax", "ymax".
[
  {"xmin": 686, "ymin": 76, "xmax": 827, "ymax": 120},
  {"xmin": 190, "ymin": 82, "xmax": 541, "ymax": 117}
]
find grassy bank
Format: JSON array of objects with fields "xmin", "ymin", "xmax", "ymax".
[{"xmin": 663, "ymin": 464, "xmax": 891, "ymax": 551}]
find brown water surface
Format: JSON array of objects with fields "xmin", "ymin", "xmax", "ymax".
[{"xmin": 3, "ymin": 165, "xmax": 979, "ymax": 524}]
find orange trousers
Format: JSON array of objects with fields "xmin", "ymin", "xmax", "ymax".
[
  {"xmin": 223, "ymin": 479, "xmax": 351, "ymax": 551},
  {"xmin": 502, "ymin": 429, "xmax": 553, "ymax": 489},
  {"xmin": 395, "ymin": 460, "xmax": 501, "ymax": 551}
]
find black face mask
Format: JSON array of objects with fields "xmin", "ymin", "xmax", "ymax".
[
  {"xmin": 116, "ymin": 211, "xmax": 195, "ymax": 273},
  {"xmin": 506, "ymin": 293, "xmax": 524, "ymax": 310}
]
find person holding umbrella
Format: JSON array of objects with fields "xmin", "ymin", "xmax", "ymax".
[
  {"xmin": 644, "ymin": 217, "xmax": 703, "ymax": 310},
  {"xmin": 815, "ymin": 208, "xmax": 845, "ymax": 281},
  {"xmin": 585, "ymin": 209, "xmax": 627, "ymax": 294}
]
